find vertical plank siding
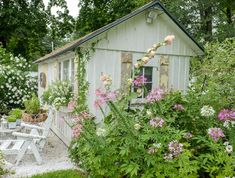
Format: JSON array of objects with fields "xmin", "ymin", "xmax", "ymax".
[{"xmin": 37, "ymin": 9, "xmax": 198, "ymax": 144}]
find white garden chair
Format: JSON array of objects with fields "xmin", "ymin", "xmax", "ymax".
[{"xmin": 0, "ymin": 109, "xmax": 53, "ymax": 165}]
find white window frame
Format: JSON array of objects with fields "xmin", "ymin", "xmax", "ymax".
[{"xmin": 59, "ymin": 58, "xmax": 75, "ymax": 88}]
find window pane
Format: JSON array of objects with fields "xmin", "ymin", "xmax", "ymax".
[
  {"xmin": 71, "ymin": 59, "xmax": 75, "ymax": 90},
  {"xmin": 144, "ymin": 67, "xmax": 153, "ymax": 82},
  {"xmin": 59, "ymin": 62, "xmax": 61, "ymax": 80},
  {"xmin": 63, "ymin": 60, "xmax": 69, "ymax": 81}
]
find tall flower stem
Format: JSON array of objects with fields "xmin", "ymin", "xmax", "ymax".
[{"xmin": 108, "ymin": 101, "xmax": 135, "ymax": 135}]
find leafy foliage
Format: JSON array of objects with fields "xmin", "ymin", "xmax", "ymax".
[
  {"xmin": 69, "ymin": 40, "xmax": 235, "ymax": 177},
  {"xmin": 0, "ymin": 0, "xmax": 75, "ymax": 61},
  {"xmin": 42, "ymin": 80, "xmax": 73, "ymax": 109},
  {"xmin": 24, "ymin": 94, "xmax": 40, "ymax": 114},
  {"xmin": 191, "ymin": 38, "xmax": 235, "ymax": 109}
]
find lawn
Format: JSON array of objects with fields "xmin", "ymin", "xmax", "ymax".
[{"xmin": 31, "ymin": 169, "xmax": 86, "ymax": 178}]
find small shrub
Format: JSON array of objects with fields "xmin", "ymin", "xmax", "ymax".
[
  {"xmin": 7, "ymin": 115, "xmax": 17, "ymax": 122},
  {"xmin": 24, "ymin": 94, "xmax": 40, "ymax": 114},
  {"xmin": 9, "ymin": 108, "xmax": 22, "ymax": 119}
]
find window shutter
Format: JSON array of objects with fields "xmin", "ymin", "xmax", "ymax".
[
  {"xmin": 159, "ymin": 56, "xmax": 169, "ymax": 90},
  {"xmin": 121, "ymin": 52, "xmax": 132, "ymax": 90}
]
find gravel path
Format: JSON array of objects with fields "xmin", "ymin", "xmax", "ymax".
[{"xmin": 2, "ymin": 131, "xmax": 76, "ymax": 178}]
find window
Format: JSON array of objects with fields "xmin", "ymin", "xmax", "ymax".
[
  {"xmin": 133, "ymin": 66, "xmax": 153, "ymax": 99},
  {"xmin": 59, "ymin": 59, "xmax": 75, "ymax": 88}
]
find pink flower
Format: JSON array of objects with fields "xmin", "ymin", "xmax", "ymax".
[
  {"xmin": 173, "ymin": 104, "xmax": 184, "ymax": 111},
  {"xmin": 164, "ymin": 35, "xmax": 175, "ymax": 45},
  {"xmin": 67, "ymin": 100, "xmax": 76, "ymax": 110},
  {"xmin": 94, "ymin": 88, "xmax": 117, "ymax": 109},
  {"xmin": 218, "ymin": 109, "xmax": 235, "ymax": 121},
  {"xmin": 100, "ymin": 74, "xmax": 112, "ymax": 87},
  {"xmin": 168, "ymin": 140, "xmax": 183, "ymax": 156},
  {"xmin": 146, "ymin": 88, "xmax": 164, "ymax": 103},
  {"xmin": 133, "ymin": 75, "xmax": 147, "ymax": 87},
  {"xmin": 208, "ymin": 128, "xmax": 225, "ymax": 142},
  {"xmin": 149, "ymin": 117, "xmax": 165, "ymax": 127},
  {"xmin": 72, "ymin": 124, "xmax": 82, "ymax": 138}
]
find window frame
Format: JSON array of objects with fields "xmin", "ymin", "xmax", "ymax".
[{"xmin": 58, "ymin": 58, "xmax": 75, "ymax": 89}]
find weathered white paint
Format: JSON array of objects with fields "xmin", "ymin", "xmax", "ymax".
[{"xmin": 37, "ymin": 8, "xmax": 203, "ymax": 144}]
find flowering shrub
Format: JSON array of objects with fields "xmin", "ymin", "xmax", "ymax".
[
  {"xmin": 69, "ymin": 37, "xmax": 235, "ymax": 177},
  {"xmin": 0, "ymin": 47, "xmax": 37, "ymax": 112},
  {"xmin": 0, "ymin": 151, "xmax": 5, "ymax": 176},
  {"xmin": 42, "ymin": 80, "xmax": 73, "ymax": 109}
]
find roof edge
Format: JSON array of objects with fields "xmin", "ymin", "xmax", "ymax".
[{"xmin": 35, "ymin": 0, "xmax": 204, "ymax": 64}]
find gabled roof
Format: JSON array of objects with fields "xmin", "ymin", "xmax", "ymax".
[{"xmin": 35, "ymin": 1, "xmax": 204, "ymax": 64}]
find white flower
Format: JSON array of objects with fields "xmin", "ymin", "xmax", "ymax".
[
  {"xmin": 223, "ymin": 121, "xmax": 230, "ymax": 128},
  {"xmin": 134, "ymin": 123, "xmax": 141, "ymax": 130},
  {"xmin": 223, "ymin": 141, "xmax": 230, "ymax": 146},
  {"xmin": 146, "ymin": 110, "xmax": 152, "ymax": 116},
  {"xmin": 96, "ymin": 128, "xmax": 107, "ymax": 137},
  {"xmin": 200, "ymin": 105, "xmax": 215, "ymax": 117},
  {"xmin": 127, "ymin": 78, "xmax": 133, "ymax": 85},
  {"xmin": 225, "ymin": 145, "xmax": 233, "ymax": 153},
  {"xmin": 153, "ymin": 143, "xmax": 161, "ymax": 148}
]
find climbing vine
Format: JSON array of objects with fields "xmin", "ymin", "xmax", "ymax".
[{"xmin": 74, "ymin": 47, "xmax": 90, "ymax": 113}]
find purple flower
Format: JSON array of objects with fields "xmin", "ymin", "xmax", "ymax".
[
  {"xmin": 208, "ymin": 127, "xmax": 225, "ymax": 142},
  {"xmin": 173, "ymin": 104, "xmax": 184, "ymax": 111},
  {"xmin": 146, "ymin": 88, "xmax": 164, "ymax": 103},
  {"xmin": 149, "ymin": 117, "xmax": 165, "ymax": 127},
  {"xmin": 218, "ymin": 109, "xmax": 235, "ymax": 121},
  {"xmin": 133, "ymin": 75, "xmax": 147, "ymax": 87},
  {"xmin": 168, "ymin": 140, "xmax": 183, "ymax": 156}
]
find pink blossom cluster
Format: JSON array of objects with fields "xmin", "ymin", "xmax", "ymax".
[
  {"xmin": 208, "ymin": 127, "xmax": 225, "ymax": 142},
  {"xmin": 67, "ymin": 100, "xmax": 76, "ymax": 110},
  {"xmin": 146, "ymin": 88, "xmax": 164, "ymax": 103},
  {"xmin": 173, "ymin": 104, "xmax": 184, "ymax": 111},
  {"xmin": 100, "ymin": 74, "xmax": 112, "ymax": 87},
  {"xmin": 133, "ymin": 75, "xmax": 147, "ymax": 87},
  {"xmin": 149, "ymin": 117, "xmax": 165, "ymax": 127},
  {"xmin": 168, "ymin": 140, "xmax": 183, "ymax": 156},
  {"xmin": 72, "ymin": 124, "xmax": 82, "ymax": 138},
  {"xmin": 94, "ymin": 88, "xmax": 117, "ymax": 108},
  {"xmin": 74, "ymin": 111, "xmax": 94, "ymax": 122},
  {"xmin": 218, "ymin": 109, "xmax": 235, "ymax": 121},
  {"xmin": 164, "ymin": 35, "xmax": 175, "ymax": 45},
  {"xmin": 134, "ymin": 35, "xmax": 175, "ymax": 69}
]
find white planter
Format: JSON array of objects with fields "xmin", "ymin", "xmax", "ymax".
[
  {"xmin": 16, "ymin": 119, "xmax": 21, "ymax": 126},
  {"xmin": 8, "ymin": 122, "xmax": 16, "ymax": 129}
]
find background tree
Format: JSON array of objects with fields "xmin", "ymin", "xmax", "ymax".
[
  {"xmin": 75, "ymin": 0, "xmax": 235, "ymax": 43},
  {"xmin": 0, "ymin": 0, "xmax": 75, "ymax": 62}
]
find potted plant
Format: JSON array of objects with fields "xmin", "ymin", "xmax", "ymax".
[
  {"xmin": 9, "ymin": 108, "xmax": 22, "ymax": 126},
  {"xmin": 22, "ymin": 94, "xmax": 47, "ymax": 123},
  {"xmin": 7, "ymin": 115, "xmax": 17, "ymax": 129},
  {"xmin": 42, "ymin": 81, "xmax": 73, "ymax": 112}
]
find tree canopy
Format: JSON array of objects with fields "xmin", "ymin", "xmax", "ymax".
[
  {"xmin": 0, "ymin": 0, "xmax": 75, "ymax": 62},
  {"xmin": 75, "ymin": 0, "xmax": 235, "ymax": 42}
]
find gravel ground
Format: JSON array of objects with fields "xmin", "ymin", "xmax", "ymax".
[{"xmin": 2, "ymin": 131, "xmax": 76, "ymax": 178}]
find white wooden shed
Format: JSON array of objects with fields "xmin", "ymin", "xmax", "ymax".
[{"xmin": 35, "ymin": 1, "xmax": 204, "ymax": 145}]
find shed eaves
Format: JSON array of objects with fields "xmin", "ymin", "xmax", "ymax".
[{"xmin": 35, "ymin": 1, "xmax": 203, "ymax": 64}]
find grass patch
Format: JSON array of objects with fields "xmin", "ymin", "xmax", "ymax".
[{"xmin": 31, "ymin": 169, "xmax": 86, "ymax": 178}]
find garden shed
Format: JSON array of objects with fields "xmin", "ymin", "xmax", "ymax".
[{"xmin": 35, "ymin": 1, "xmax": 204, "ymax": 145}]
